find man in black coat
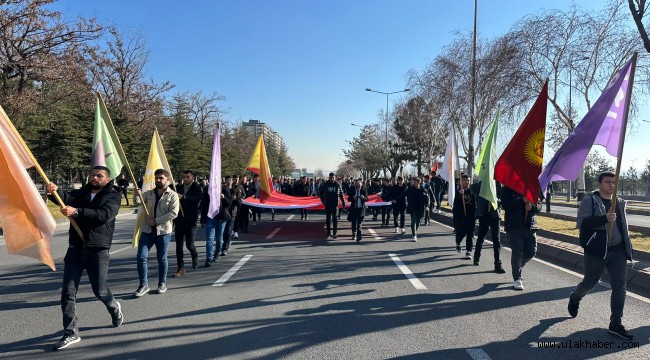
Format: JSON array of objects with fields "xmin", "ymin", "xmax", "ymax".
[
  {"xmin": 453, "ymin": 174, "xmax": 476, "ymax": 260},
  {"xmin": 173, "ymin": 170, "xmax": 203, "ymax": 277},
  {"xmin": 320, "ymin": 172, "xmax": 345, "ymax": 240},
  {"xmin": 471, "ymin": 181, "xmax": 505, "ymax": 273},
  {"xmin": 501, "ymin": 184, "xmax": 540, "ymax": 291},
  {"xmin": 390, "ymin": 176, "xmax": 408, "ymax": 235},
  {"xmin": 47, "ymin": 166, "xmax": 123, "ymax": 350},
  {"xmin": 347, "ymin": 179, "xmax": 368, "ymax": 242}
]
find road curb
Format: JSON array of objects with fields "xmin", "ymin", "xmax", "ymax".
[{"xmin": 432, "ymin": 209, "xmax": 650, "ymax": 297}]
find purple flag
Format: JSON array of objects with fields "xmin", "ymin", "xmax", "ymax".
[
  {"xmin": 207, "ymin": 126, "xmax": 221, "ymax": 219},
  {"xmin": 539, "ymin": 58, "xmax": 634, "ymax": 192}
]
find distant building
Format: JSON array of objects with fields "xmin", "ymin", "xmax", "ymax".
[{"xmin": 241, "ymin": 119, "xmax": 284, "ymax": 150}]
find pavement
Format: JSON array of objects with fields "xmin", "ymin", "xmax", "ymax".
[
  {"xmin": 545, "ymin": 204, "xmax": 650, "ymax": 229},
  {"xmin": 0, "ymin": 211, "xmax": 649, "ymax": 359}
]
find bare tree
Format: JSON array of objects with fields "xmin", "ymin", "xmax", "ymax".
[
  {"xmin": 629, "ymin": 0, "xmax": 650, "ymax": 52},
  {"xmin": 0, "ymin": 0, "xmax": 102, "ymax": 117}
]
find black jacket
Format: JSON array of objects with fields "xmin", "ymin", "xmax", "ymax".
[
  {"xmin": 471, "ymin": 181, "xmax": 501, "ymax": 220},
  {"xmin": 347, "ymin": 186, "xmax": 368, "ymax": 219},
  {"xmin": 201, "ymin": 185, "xmax": 233, "ymax": 221},
  {"xmin": 55, "ymin": 183, "xmax": 121, "ymax": 248},
  {"xmin": 389, "ymin": 184, "xmax": 408, "ymax": 208},
  {"xmin": 501, "ymin": 186, "xmax": 539, "ymax": 231},
  {"xmin": 406, "ymin": 186, "xmax": 429, "ymax": 214},
  {"xmin": 320, "ymin": 180, "xmax": 344, "ymax": 208},
  {"xmin": 578, "ymin": 192, "xmax": 632, "ymax": 260},
  {"xmin": 176, "ymin": 181, "xmax": 203, "ymax": 222},
  {"xmin": 453, "ymin": 186, "xmax": 476, "ymax": 219}
]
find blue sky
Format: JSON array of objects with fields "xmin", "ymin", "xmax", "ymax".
[{"xmin": 51, "ymin": 0, "xmax": 648, "ymax": 173}]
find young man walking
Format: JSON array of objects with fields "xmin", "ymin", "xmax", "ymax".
[{"xmin": 567, "ymin": 172, "xmax": 635, "ymax": 340}]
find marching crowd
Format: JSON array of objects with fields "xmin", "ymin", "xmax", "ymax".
[{"xmin": 44, "ymin": 166, "xmax": 635, "ymax": 350}]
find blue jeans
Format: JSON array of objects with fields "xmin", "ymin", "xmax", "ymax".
[
  {"xmin": 137, "ymin": 232, "xmax": 171, "ymax": 286},
  {"xmin": 206, "ymin": 217, "xmax": 227, "ymax": 261}
]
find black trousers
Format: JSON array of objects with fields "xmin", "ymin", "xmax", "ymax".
[
  {"xmin": 393, "ymin": 206, "xmax": 405, "ymax": 228},
  {"xmin": 474, "ymin": 217, "xmax": 501, "ymax": 263},
  {"xmin": 454, "ymin": 217, "xmax": 475, "ymax": 251},
  {"xmin": 175, "ymin": 220, "xmax": 198, "ymax": 269},
  {"xmin": 381, "ymin": 205, "xmax": 391, "ymax": 225},
  {"xmin": 252, "ymin": 207, "xmax": 261, "ymax": 221},
  {"xmin": 239, "ymin": 204, "xmax": 250, "ymax": 230},
  {"xmin": 61, "ymin": 247, "xmax": 119, "ymax": 336},
  {"xmin": 232, "ymin": 204, "xmax": 241, "ymax": 232},
  {"xmin": 325, "ymin": 206, "xmax": 338, "ymax": 236},
  {"xmin": 221, "ymin": 218, "xmax": 233, "ymax": 253}
]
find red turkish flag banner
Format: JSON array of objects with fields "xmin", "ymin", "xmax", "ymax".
[{"xmin": 494, "ymin": 80, "xmax": 548, "ymax": 204}]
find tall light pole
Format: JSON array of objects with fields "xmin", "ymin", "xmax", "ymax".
[
  {"xmin": 569, "ymin": 56, "xmax": 590, "ymax": 202},
  {"xmin": 365, "ymin": 88, "xmax": 410, "ymax": 177}
]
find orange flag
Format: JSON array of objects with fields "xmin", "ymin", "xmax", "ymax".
[
  {"xmin": 246, "ymin": 134, "xmax": 273, "ymax": 202},
  {"xmin": 494, "ymin": 80, "xmax": 548, "ymax": 204},
  {"xmin": 0, "ymin": 105, "xmax": 56, "ymax": 270}
]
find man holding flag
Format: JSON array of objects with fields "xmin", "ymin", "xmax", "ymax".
[
  {"xmin": 472, "ymin": 112, "xmax": 505, "ymax": 273},
  {"xmin": 47, "ymin": 166, "xmax": 124, "ymax": 350},
  {"xmin": 494, "ymin": 81, "xmax": 547, "ymax": 291}
]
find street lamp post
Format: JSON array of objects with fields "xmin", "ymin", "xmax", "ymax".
[
  {"xmin": 569, "ymin": 56, "xmax": 590, "ymax": 202},
  {"xmin": 365, "ymin": 87, "xmax": 410, "ymax": 177}
]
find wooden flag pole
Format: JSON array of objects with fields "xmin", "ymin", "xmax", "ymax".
[
  {"xmin": 0, "ymin": 106, "xmax": 85, "ymax": 240},
  {"xmin": 96, "ymin": 92, "xmax": 149, "ymax": 217},
  {"xmin": 608, "ymin": 52, "xmax": 637, "ymax": 243}
]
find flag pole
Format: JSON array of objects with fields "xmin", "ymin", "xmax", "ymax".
[
  {"xmin": 0, "ymin": 105, "xmax": 85, "ymax": 240},
  {"xmin": 608, "ymin": 52, "xmax": 637, "ymax": 242},
  {"xmin": 96, "ymin": 92, "xmax": 149, "ymax": 217}
]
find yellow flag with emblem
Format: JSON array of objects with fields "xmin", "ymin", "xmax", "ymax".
[{"xmin": 132, "ymin": 128, "xmax": 173, "ymax": 247}]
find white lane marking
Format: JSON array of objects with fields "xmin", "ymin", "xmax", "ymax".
[
  {"xmin": 466, "ymin": 348, "xmax": 492, "ymax": 360},
  {"xmin": 286, "ymin": 215, "xmax": 295, "ymax": 221},
  {"xmin": 429, "ymin": 218, "xmax": 650, "ymax": 304},
  {"xmin": 110, "ymin": 245, "xmax": 133, "ymax": 255},
  {"xmin": 367, "ymin": 228, "xmax": 382, "ymax": 240},
  {"xmin": 266, "ymin": 228, "xmax": 281, "ymax": 239},
  {"xmin": 213, "ymin": 255, "xmax": 253, "ymax": 287},
  {"xmin": 389, "ymin": 254, "xmax": 427, "ymax": 290}
]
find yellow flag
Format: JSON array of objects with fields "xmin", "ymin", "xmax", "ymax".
[
  {"xmin": 132, "ymin": 129, "xmax": 172, "ymax": 247},
  {"xmin": 246, "ymin": 134, "xmax": 263, "ymax": 174},
  {"xmin": 0, "ymin": 105, "xmax": 56, "ymax": 270}
]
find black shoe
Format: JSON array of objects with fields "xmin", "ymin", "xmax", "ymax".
[
  {"xmin": 133, "ymin": 284, "xmax": 149, "ymax": 298},
  {"xmin": 53, "ymin": 333, "xmax": 81, "ymax": 350},
  {"xmin": 333, "ymin": 234, "xmax": 337, "ymax": 239},
  {"xmin": 112, "ymin": 301, "xmax": 124, "ymax": 327},
  {"xmin": 220, "ymin": 251, "xmax": 227, "ymax": 256},
  {"xmin": 204, "ymin": 261, "xmax": 211, "ymax": 268},
  {"xmin": 473, "ymin": 261, "xmax": 479, "ymax": 266},
  {"xmin": 212, "ymin": 255, "xmax": 220, "ymax": 262},
  {"xmin": 192, "ymin": 257, "xmax": 198, "ymax": 270},
  {"xmin": 568, "ymin": 294, "xmax": 580, "ymax": 318},
  {"xmin": 494, "ymin": 264, "xmax": 506, "ymax": 274},
  {"xmin": 608, "ymin": 323, "xmax": 633, "ymax": 340}
]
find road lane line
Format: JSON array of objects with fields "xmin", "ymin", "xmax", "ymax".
[
  {"xmin": 389, "ymin": 254, "xmax": 427, "ymax": 290},
  {"xmin": 466, "ymin": 348, "xmax": 492, "ymax": 360},
  {"xmin": 367, "ymin": 228, "xmax": 382, "ymax": 240},
  {"xmin": 286, "ymin": 215, "xmax": 295, "ymax": 221},
  {"xmin": 266, "ymin": 228, "xmax": 281, "ymax": 239},
  {"xmin": 110, "ymin": 245, "xmax": 133, "ymax": 255},
  {"xmin": 213, "ymin": 255, "xmax": 253, "ymax": 287},
  {"xmin": 429, "ymin": 218, "xmax": 650, "ymax": 304}
]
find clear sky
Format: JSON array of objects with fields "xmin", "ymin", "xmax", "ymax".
[{"xmin": 50, "ymin": 0, "xmax": 649, "ymax": 173}]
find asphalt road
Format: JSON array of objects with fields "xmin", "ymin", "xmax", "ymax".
[
  {"xmin": 1, "ymin": 210, "xmax": 649, "ymax": 359},
  {"xmin": 546, "ymin": 204, "xmax": 650, "ymax": 227}
]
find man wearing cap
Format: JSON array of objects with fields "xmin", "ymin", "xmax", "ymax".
[{"xmin": 320, "ymin": 172, "xmax": 346, "ymax": 240}]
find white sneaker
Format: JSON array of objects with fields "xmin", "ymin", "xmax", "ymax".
[
  {"xmin": 233, "ymin": 232, "xmax": 239, "ymax": 239},
  {"xmin": 413, "ymin": 235, "xmax": 417, "ymax": 242},
  {"xmin": 401, "ymin": 228, "xmax": 406, "ymax": 235},
  {"xmin": 326, "ymin": 236, "xmax": 332, "ymax": 240},
  {"xmin": 464, "ymin": 251, "xmax": 472, "ymax": 260},
  {"xmin": 513, "ymin": 279, "xmax": 524, "ymax": 291},
  {"xmin": 395, "ymin": 227, "xmax": 399, "ymax": 234}
]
